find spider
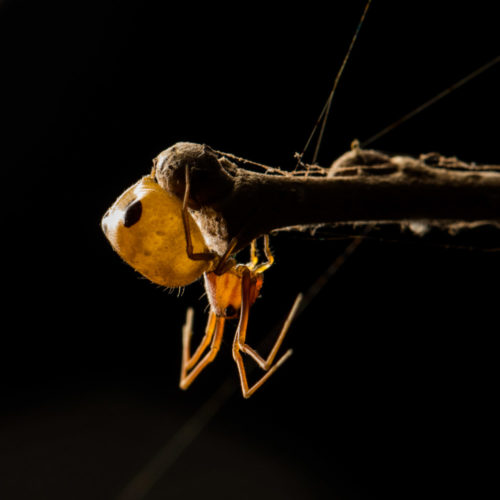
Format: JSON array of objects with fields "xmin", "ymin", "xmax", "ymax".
[
  {"xmin": 101, "ymin": 165, "xmax": 301, "ymax": 398},
  {"xmin": 180, "ymin": 234, "xmax": 302, "ymax": 398}
]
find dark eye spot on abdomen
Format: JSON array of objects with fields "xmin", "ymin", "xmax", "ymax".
[{"xmin": 123, "ymin": 200, "xmax": 143, "ymax": 227}]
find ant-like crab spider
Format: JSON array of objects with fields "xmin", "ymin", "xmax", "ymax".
[
  {"xmin": 178, "ymin": 165, "xmax": 302, "ymax": 398},
  {"xmin": 180, "ymin": 235, "xmax": 302, "ymax": 398}
]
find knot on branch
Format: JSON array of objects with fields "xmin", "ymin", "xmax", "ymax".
[{"xmin": 154, "ymin": 142, "xmax": 237, "ymax": 209}]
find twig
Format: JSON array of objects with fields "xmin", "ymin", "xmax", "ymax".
[{"xmin": 155, "ymin": 142, "xmax": 500, "ymax": 255}]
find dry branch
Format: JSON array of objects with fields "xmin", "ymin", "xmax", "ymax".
[{"xmin": 155, "ymin": 142, "xmax": 500, "ymax": 255}]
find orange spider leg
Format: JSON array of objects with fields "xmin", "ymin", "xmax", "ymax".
[
  {"xmin": 248, "ymin": 235, "xmax": 274, "ymax": 274},
  {"xmin": 248, "ymin": 239, "xmax": 259, "ymax": 269},
  {"xmin": 179, "ymin": 308, "xmax": 225, "ymax": 390},
  {"xmin": 232, "ymin": 268, "xmax": 302, "ymax": 398}
]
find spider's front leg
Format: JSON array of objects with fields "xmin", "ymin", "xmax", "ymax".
[
  {"xmin": 180, "ymin": 164, "xmax": 237, "ymax": 275},
  {"xmin": 181, "ymin": 165, "xmax": 218, "ymax": 263},
  {"xmin": 232, "ymin": 268, "xmax": 302, "ymax": 398},
  {"xmin": 179, "ymin": 308, "xmax": 225, "ymax": 390},
  {"xmin": 248, "ymin": 234, "xmax": 274, "ymax": 273}
]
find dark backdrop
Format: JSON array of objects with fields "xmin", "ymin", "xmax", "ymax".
[{"xmin": 1, "ymin": 1, "xmax": 498, "ymax": 499}]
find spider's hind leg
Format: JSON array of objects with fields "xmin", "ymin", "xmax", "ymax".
[
  {"xmin": 179, "ymin": 308, "xmax": 225, "ymax": 390},
  {"xmin": 232, "ymin": 268, "xmax": 302, "ymax": 398}
]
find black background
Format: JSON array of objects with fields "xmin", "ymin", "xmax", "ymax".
[{"xmin": 1, "ymin": 1, "xmax": 498, "ymax": 499}]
